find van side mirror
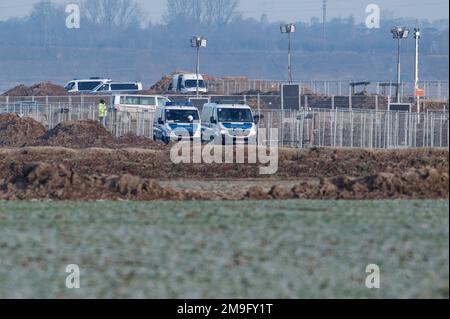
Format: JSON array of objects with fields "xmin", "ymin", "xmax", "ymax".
[
  {"xmin": 254, "ymin": 114, "xmax": 264, "ymax": 124},
  {"xmin": 158, "ymin": 118, "xmax": 164, "ymax": 125},
  {"xmin": 210, "ymin": 116, "xmax": 217, "ymax": 124}
]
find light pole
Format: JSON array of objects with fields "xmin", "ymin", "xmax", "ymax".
[
  {"xmin": 391, "ymin": 26, "xmax": 410, "ymax": 103},
  {"xmin": 280, "ymin": 24, "xmax": 296, "ymax": 84},
  {"xmin": 414, "ymin": 28, "xmax": 421, "ymax": 112},
  {"xmin": 191, "ymin": 36, "xmax": 208, "ymax": 97}
]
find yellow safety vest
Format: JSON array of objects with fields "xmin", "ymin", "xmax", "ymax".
[{"xmin": 98, "ymin": 103, "xmax": 107, "ymax": 117}]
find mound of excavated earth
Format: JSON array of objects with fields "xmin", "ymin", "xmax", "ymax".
[
  {"xmin": 34, "ymin": 120, "xmax": 117, "ymax": 148},
  {"xmin": 2, "ymin": 82, "xmax": 68, "ymax": 96},
  {"xmin": 0, "ymin": 148, "xmax": 447, "ymax": 201},
  {"xmin": 0, "ymin": 113, "xmax": 46, "ymax": 147}
]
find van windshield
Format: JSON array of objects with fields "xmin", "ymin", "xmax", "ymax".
[
  {"xmin": 165, "ymin": 109, "xmax": 199, "ymax": 123},
  {"xmin": 217, "ymin": 108, "xmax": 253, "ymax": 123},
  {"xmin": 65, "ymin": 82, "xmax": 75, "ymax": 90},
  {"xmin": 184, "ymin": 80, "xmax": 206, "ymax": 88}
]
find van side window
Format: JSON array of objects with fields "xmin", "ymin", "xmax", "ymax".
[
  {"xmin": 111, "ymin": 84, "xmax": 138, "ymax": 91},
  {"xmin": 78, "ymin": 81, "xmax": 101, "ymax": 91}
]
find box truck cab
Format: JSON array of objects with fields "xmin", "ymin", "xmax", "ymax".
[
  {"xmin": 153, "ymin": 102, "xmax": 201, "ymax": 144},
  {"xmin": 169, "ymin": 73, "xmax": 208, "ymax": 94},
  {"xmin": 201, "ymin": 103, "xmax": 260, "ymax": 145},
  {"xmin": 64, "ymin": 77, "xmax": 111, "ymax": 93}
]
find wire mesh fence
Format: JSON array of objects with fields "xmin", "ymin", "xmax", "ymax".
[
  {"xmin": 256, "ymin": 108, "xmax": 449, "ymax": 149},
  {"xmin": 1, "ymin": 102, "xmax": 448, "ymax": 149},
  {"xmin": 207, "ymin": 79, "xmax": 449, "ymax": 100}
]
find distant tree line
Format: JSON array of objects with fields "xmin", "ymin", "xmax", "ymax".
[{"xmin": 0, "ymin": 0, "xmax": 447, "ymax": 55}]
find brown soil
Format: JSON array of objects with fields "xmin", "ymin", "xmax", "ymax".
[
  {"xmin": 0, "ymin": 114, "xmax": 46, "ymax": 147},
  {"xmin": 34, "ymin": 120, "xmax": 117, "ymax": 148},
  {"xmin": 116, "ymin": 132, "xmax": 165, "ymax": 148},
  {"xmin": 421, "ymin": 100, "xmax": 449, "ymax": 112},
  {"xmin": 30, "ymin": 120, "xmax": 166, "ymax": 149},
  {"xmin": 0, "ymin": 147, "xmax": 447, "ymax": 200},
  {"xmin": 2, "ymin": 82, "xmax": 68, "ymax": 97},
  {"xmin": 246, "ymin": 166, "xmax": 449, "ymax": 200}
]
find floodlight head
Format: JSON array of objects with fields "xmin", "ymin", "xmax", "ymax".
[
  {"xmin": 280, "ymin": 23, "xmax": 295, "ymax": 34},
  {"xmin": 191, "ymin": 36, "xmax": 207, "ymax": 48},
  {"xmin": 191, "ymin": 36, "xmax": 199, "ymax": 47},
  {"xmin": 391, "ymin": 26, "xmax": 410, "ymax": 39},
  {"xmin": 402, "ymin": 29, "xmax": 410, "ymax": 38},
  {"xmin": 414, "ymin": 28, "xmax": 421, "ymax": 39}
]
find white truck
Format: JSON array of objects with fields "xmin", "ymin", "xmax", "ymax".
[{"xmin": 168, "ymin": 73, "xmax": 208, "ymax": 94}]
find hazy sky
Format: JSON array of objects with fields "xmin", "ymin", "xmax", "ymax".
[{"xmin": 0, "ymin": 0, "xmax": 448, "ymax": 23}]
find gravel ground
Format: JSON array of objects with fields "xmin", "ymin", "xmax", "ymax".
[{"xmin": 0, "ymin": 200, "xmax": 448, "ymax": 299}]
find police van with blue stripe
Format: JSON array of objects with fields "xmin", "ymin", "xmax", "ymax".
[
  {"xmin": 153, "ymin": 102, "xmax": 201, "ymax": 144},
  {"xmin": 200, "ymin": 102, "xmax": 261, "ymax": 145}
]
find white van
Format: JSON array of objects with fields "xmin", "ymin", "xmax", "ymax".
[
  {"xmin": 169, "ymin": 73, "xmax": 208, "ymax": 94},
  {"xmin": 64, "ymin": 78, "xmax": 111, "ymax": 93},
  {"xmin": 153, "ymin": 102, "xmax": 201, "ymax": 143},
  {"xmin": 201, "ymin": 103, "xmax": 260, "ymax": 145},
  {"xmin": 111, "ymin": 94, "xmax": 171, "ymax": 113},
  {"xmin": 92, "ymin": 82, "xmax": 143, "ymax": 94}
]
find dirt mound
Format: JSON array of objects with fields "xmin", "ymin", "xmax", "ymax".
[
  {"xmin": 35, "ymin": 120, "xmax": 116, "ymax": 148},
  {"xmin": 1, "ymin": 161, "xmax": 447, "ymax": 201},
  {"xmin": 0, "ymin": 162, "xmax": 179, "ymax": 200},
  {"xmin": 0, "ymin": 162, "xmax": 236, "ymax": 201},
  {"xmin": 0, "ymin": 147, "xmax": 447, "ymax": 200},
  {"xmin": 246, "ymin": 167, "xmax": 449, "ymax": 200},
  {"xmin": 117, "ymin": 132, "xmax": 165, "ymax": 148},
  {"xmin": 0, "ymin": 113, "xmax": 46, "ymax": 147},
  {"xmin": 2, "ymin": 82, "xmax": 67, "ymax": 96}
]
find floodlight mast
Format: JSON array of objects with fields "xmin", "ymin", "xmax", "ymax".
[
  {"xmin": 191, "ymin": 36, "xmax": 207, "ymax": 97},
  {"xmin": 281, "ymin": 24, "xmax": 296, "ymax": 83},
  {"xmin": 391, "ymin": 26, "xmax": 410, "ymax": 103},
  {"xmin": 414, "ymin": 28, "xmax": 421, "ymax": 113}
]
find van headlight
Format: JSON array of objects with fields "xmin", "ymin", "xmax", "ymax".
[{"xmin": 249, "ymin": 128, "xmax": 257, "ymax": 137}]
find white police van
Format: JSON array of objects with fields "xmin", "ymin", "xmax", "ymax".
[
  {"xmin": 200, "ymin": 102, "xmax": 261, "ymax": 145},
  {"xmin": 64, "ymin": 77, "xmax": 111, "ymax": 93},
  {"xmin": 153, "ymin": 102, "xmax": 201, "ymax": 144}
]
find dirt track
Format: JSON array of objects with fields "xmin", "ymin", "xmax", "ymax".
[{"xmin": 0, "ymin": 147, "xmax": 448, "ymax": 200}]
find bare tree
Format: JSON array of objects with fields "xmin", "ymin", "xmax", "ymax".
[
  {"xmin": 30, "ymin": 0, "xmax": 64, "ymax": 47},
  {"xmin": 82, "ymin": 0, "xmax": 144, "ymax": 28},
  {"xmin": 165, "ymin": 0, "xmax": 239, "ymax": 27},
  {"xmin": 205, "ymin": 0, "xmax": 239, "ymax": 26}
]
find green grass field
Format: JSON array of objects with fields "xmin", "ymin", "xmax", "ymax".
[{"xmin": 0, "ymin": 200, "xmax": 448, "ymax": 299}]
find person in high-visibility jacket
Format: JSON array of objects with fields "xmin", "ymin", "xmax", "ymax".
[{"xmin": 98, "ymin": 99, "xmax": 107, "ymax": 126}]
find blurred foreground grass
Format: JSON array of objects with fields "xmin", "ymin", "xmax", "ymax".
[{"xmin": 0, "ymin": 200, "xmax": 448, "ymax": 299}]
